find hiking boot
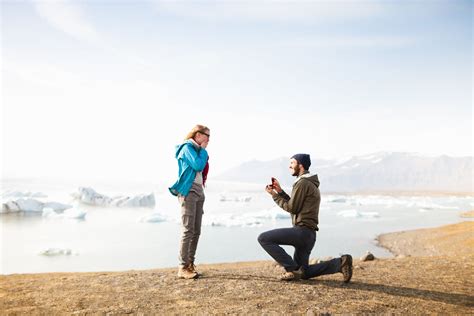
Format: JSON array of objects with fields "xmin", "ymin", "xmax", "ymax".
[
  {"xmin": 292, "ymin": 267, "xmax": 306, "ymax": 280},
  {"xmin": 279, "ymin": 271, "xmax": 296, "ymax": 281},
  {"xmin": 177, "ymin": 265, "xmax": 198, "ymax": 279},
  {"xmin": 189, "ymin": 262, "xmax": 200, "ymax": 276},
  {"xmin": 340, "ymin": 254, "xmax": 353, "ymax": 283}
]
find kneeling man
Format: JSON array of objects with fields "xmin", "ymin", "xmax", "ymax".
[{"xmin": 258, "ymin": 153, "xmax": 353, "ymax": 282}]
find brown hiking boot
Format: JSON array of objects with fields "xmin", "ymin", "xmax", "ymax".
[
  {"xmin": 177, "ymin": 265, "xmax": 198, "ymax": 279},
  {"xmin": 279, "ymin": 271, "xmax": 296, "ymax": 281},
  {"xmin": 340, "ymin": 254, "xmax": 353, "ymax": 283},
  {"xmin": 189, "ymin": 262, "xmax": 199, "ymax": 276}
]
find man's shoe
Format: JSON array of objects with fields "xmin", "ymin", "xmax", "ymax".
[
  {"xmin": 340, "ymin": 254, "xmax": 353, "ymax": 283},
  {"xmin": 292, "ymin": 267, "xmax": 306, "ymax": 280},
  {"xmin": 177, "ymin": 265, "xmax": 198, "ymax": 279},
  {"xmin": 279, "ymin": 271, "xmax": 296, "ymax": 281},
  {"xmin": 189, "ymin": 262, "xmax": 199, "ymax": 276}
]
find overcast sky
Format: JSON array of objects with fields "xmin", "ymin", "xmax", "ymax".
[{"xmin": 1, "ymin": 0, "xmax": 472, "ymax": 183}]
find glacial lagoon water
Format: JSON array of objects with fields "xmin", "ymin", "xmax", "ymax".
[{"xmin": 1, "ymin": 178, "xmax": 473, "ymax": 274}]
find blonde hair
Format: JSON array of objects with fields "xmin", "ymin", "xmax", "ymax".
[{"xmin": 184, "ymin": 124, "xmax": 210, "ymax": 141}]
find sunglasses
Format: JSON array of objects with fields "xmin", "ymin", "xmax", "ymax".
[{"xmin": 199, "ymin": 131, "xmax": 210, "ymax": 137}]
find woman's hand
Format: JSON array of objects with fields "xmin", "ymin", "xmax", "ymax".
[{"xmin": 200, "ymin": 139, "xmax": 209, "ymax": 149}]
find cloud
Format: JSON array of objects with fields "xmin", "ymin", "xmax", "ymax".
[
  {"xmin": 33, "ymin": 0, "xmax": 99, "ymax": 43},
  {"xmin": 152, "ymin": 0, "xmax": 385, "ymax": 22}
]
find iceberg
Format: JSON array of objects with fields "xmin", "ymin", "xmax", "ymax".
[
  {"xmin": 72, "ymin": 187, "xmax": 155, "ymax": 208},
  {"xmin": 219, "ymin": 194, "xmax": 252, "ymax": 202},
  {"xmin": 415, "ymin": 202, "xmax": 459, "ymax": 210},
  {"xmin": 203, "ymin": 207, "xmax": 290, "ymax": 227},
  {"xmin": 349, "ymin": 196, "xmax": 461, "ymax": 210},
  {"xmin": 337, "ymin": 209, "xmax": 380, "ymax": 219},
  {"xmin": 1, "ymin": 190, "xmax": 47, "ymax": 198},
  {"xmin": 138, "ymin": 212, "xmax": 167, "ymax": 223},
  {"xmin": 39, "ymin": 248, "xmax": 73, "ymax": 256},
  {"xmin": 204, "ymin": 215, "xmax": 263, "ymax": 227},
  {"xmin": 42, "ymin": 207, "xmax": 87, "ymax": 220},
  {"xmin": 1, "ymin": 198, "xmax": 72, "ymax": 214},
  {"xmin": 251, "ymin": 208, "xmax": 291, "ymax": 220}
]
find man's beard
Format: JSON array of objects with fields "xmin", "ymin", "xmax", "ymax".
[{"xmin": 291, "ymin": 164, "xmax": 301, "ymax": 177}]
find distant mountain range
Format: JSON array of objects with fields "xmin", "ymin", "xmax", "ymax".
[{"xmin": 213, "ymin": 152, "xmax": 473, "ymax": 192}]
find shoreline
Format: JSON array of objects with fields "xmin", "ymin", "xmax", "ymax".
[
  {"xmin": 376, "ymin": 220, "xmax": 473, "ymax": 258},
  {"xmin": 376, "ymin": 209, "xmax": 474, "ymax": 258}
]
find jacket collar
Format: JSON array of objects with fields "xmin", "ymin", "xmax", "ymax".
[
  {"xmin": 294, "ymin": 171, "xmax": 311, "ymax": 184},
  {"xmin": 188, "ymin": 138, "xmax": 201, "ymax": 149}
]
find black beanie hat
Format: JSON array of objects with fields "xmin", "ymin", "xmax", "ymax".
[{"xmin": 291, "ymin": 153, "xmax": 311, "ymax": 170}]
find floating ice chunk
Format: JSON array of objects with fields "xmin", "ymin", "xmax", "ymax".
[
  {"xmin": 43, "ymin": 202, "xmax": 73, "ymax": 212},
  {"xmin": 337, "ymin": 209, "xmax": 380, "ymax": 218},
  {"xmin": 419, "ymin": 203, "xmax": 458, "ymax": 210},
  {"xmin": 72, "ymin": 187, "xmax": 155, "ymax": 208},
  {"xmin": 219, "ymin": 194, "xmax": 252, "ymax": 202},
  {"xmin": 2, "ymin": 200, "xmax": 22, "ymax": 213},
  {"xmin": 272, "ymin": 213, "xmax": 290, "ymax": 220},
  {"xmin": 71, "ymin": 187, "xmax": 110, "ymax": 206},
  {"xmin": 363, "ymin": 211, "xmax": 381, "ymax": 218},
  {"xmin": 251, "ymin": 208, "xmax": 291, "ymax": 220},
  {"xmin": 203, "ymin": 207, "xmax": 289, "ymax": 227},
  {"xmin": 1, "ymin": 199, "xmax": 72, "ymax": 214},
  {"xmin": 42, "ymin": 208, "xmax": 58, "ymax": 218},
  {"xmin": 204, "ymin": 215, "xmax": 263, "ymax": 227},
  {"xmin": 42, "ymin": 207, "xmax": 86, "ymax": 220},
  {"xmin": 114, "ymin": 194, "xmax": 156, "ymax": 207},
  {"xmin": 12, "ymin": 198, "xmax": 43, "ymax": 212},
  {"xmin": 2, "ymin": 191, "xmax": 47, "ymax": 198},
  {"xmin": 337, "ymin": 209, "xmax": 360, "ymax": 218},
  {"xmin": 39, "ymin": 248, "xmax": 73, "ymax": 256},
  {"xmin": 349, "ymin": 196, "xmax": 394, "ymax": 206},
  {"xmin": 138, "ymin": 212, "xmax": 167, "ymax": 223}
]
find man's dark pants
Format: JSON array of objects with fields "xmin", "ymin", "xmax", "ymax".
[{"xmin": 258, "ymin": 226, "xmax": 342, "ymax": 278}]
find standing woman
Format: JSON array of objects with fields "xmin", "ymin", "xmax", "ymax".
[{"xmin": 169, "ymin": 124, "xmax": 210, "ymax": 279}]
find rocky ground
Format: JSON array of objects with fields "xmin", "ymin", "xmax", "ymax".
[{"xmin": 1, "ymin": 221, "xmax": 473, "ymax": 315}]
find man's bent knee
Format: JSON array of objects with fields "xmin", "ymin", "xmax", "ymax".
[{"xmin": 258, "ymin": 231, "xmax": 270, "ymax": 245}]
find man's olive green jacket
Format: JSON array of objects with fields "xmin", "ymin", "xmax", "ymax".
[{"xmin": 273, "ymin": 172, "xmax": 320, "ymax": 231}]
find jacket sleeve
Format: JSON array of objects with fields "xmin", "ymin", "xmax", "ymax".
[
  {"xmin": 272, "ymin": 181, "xmax": 308, "ymax": 215},
  {"xmin": 277, "ymin": 190, "xmax": 291, "ymax": 201},
  {"xmin": 181, "ymin": 145, "xmax": 209, "ymax": 171}
]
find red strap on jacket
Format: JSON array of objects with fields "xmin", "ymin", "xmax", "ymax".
[{"xmin": 202, "ymin": 157, "xmax": 209, "ymax": 186}]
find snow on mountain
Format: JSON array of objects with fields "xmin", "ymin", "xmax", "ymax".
[{"xmin": 214, "ymin": 152, "xmax": 472, "ymax": 192}]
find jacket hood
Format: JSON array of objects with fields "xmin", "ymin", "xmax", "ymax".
[
  {"xmin": 299, "ymin": 173, "xmax": 320, "ymax": 188},
  {"xmin": 175, "ymin": 140, "xmax": 193, "ymax": 158}
]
